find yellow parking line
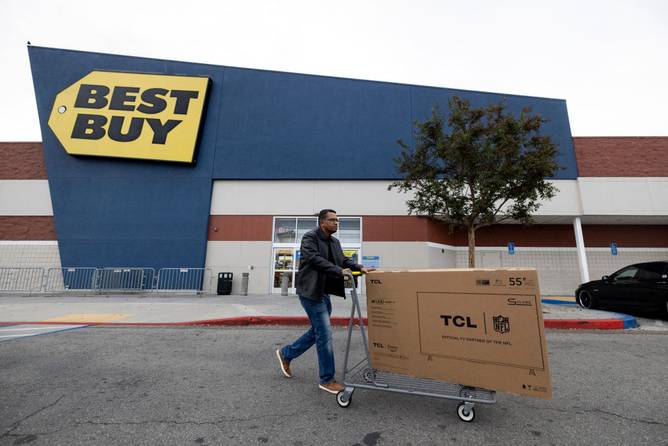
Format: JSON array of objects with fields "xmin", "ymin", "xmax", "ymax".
[{"xmin": 543, "ymin": 296, "xmax": 576, "ymax": 303}]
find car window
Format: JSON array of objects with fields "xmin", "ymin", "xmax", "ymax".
[
  {"xmin": 636, "ymin": 263, "xmax": 664, "ymax": 280},
  {"xmin": 612, "ymin": 266, "xmax": 639, "ymax": 280}
]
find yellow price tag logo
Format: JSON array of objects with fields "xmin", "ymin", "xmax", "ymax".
[{"xmin": 48, "ymin": 71, "xmax": 210, "ymax": 163}]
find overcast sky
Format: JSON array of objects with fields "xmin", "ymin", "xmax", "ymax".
[{"xmin": 3, "ymin": 0, "xmax": 667, "ymax": 140}]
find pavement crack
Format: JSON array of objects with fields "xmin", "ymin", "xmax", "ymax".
[
  {"xmin": 0, "ymin": 395, "xmax": 65, "ymax": 439},
  {"xmin": 583, "ymin": 407, "xmax": 667, "ymax": 426},
  {"xmin": 74, "ymin": 410, "xmax": 302, "ymax": 427},
  {"xmin": 522, "ymin": 403, "xmax": 666, "ymax": 426},
  {"xmin": 4, "ymin": 430, "xmax": 62, "ymax": 441}
]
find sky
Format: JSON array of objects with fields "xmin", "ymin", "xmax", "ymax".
[{"xmin": 2, "ymin": 0, "xmax": 667, "ymax": 140}]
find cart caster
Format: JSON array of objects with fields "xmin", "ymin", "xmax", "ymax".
[
  {"xmin": 336, "ymin": 390, "xmax": 353, "ymax": 408},
  {"xmin": 459, "ymin": 386, "xmax": 476, "ymax": 399},
  {"xmin": 456, "ymin": 402, "xmax": 475, "ymax": 422}
]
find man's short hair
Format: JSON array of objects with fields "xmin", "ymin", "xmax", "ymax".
[{"xmin": 318, "ymin": 209, "xmax": 337, "ymax": 223}]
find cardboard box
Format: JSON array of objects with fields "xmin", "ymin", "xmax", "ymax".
[{"xmin": 365, "ymin": 268, "xmax": 552, "ymax": 399}]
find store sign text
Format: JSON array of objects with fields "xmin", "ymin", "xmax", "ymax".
[{"xmin": 48, "ymin": 71, "xmax": 210, "ymax": 163}]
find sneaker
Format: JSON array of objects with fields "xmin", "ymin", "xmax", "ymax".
[
  {"xmin": 318, "ymin": 380, "xmax": 345, "ymax": 394},
  {"xmin": 276, "ymin": 349, "xmax": 292, "ymax": 378}
]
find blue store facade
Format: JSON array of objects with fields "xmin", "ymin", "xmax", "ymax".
[{"xmin": 28, "ymin": 46, "xmax": 577, "ymax": 274}]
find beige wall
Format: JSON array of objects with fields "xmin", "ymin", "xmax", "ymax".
[
  {"xmin": 0, "ymin": 180, "xmax": 53, "ymax": 216},
  {"xmin": 211, "ymin": 180, "xmax": 590, "ymax": 218},
  {"xmin": 361, "ymin": 242, "xmax": 432, "ymax": 269},
  {"xmin": 210, "ymin": 180, "xmax": 412, "ymax": 215},
  {"xmin": 204, "ymin": 241, "xmax": 273, "ymax": 294},
  {"xmin": 4, "ymin": 176, "xmax": 663, "ymax": 225},
  {"xmin": 578, "ymin": 177, "xmax": 668, "ymax": 216},
  {"xmin": 0, "ymin": 241, "xmax": 61, "ymax": 268},
  {"xmin": 586, "ymin": 248, "xmax": 668, "ymax": 281}
]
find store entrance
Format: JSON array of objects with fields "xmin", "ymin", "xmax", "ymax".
[
  {"xmin": 271, "ymin": 247, "xmax": 361, "ymax": 295},
  {"xmin": 272, "ymin": 248, "xmax": 296, "ymax": 293},
  {"xmin": 271, "ymin": 216, "xmax": 362, "ymax": 295}
]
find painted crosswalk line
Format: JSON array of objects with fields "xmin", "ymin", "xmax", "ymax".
[{"xmin": 0, "ymin": 324, "xmax": 87, "ymax": 341}]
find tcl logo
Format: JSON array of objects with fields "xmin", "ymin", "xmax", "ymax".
[
  {"xmin": 440, "ymin": 315, "xmax": 478, "ymax": 328},
  {"xmin": 369, "ymin": 279, "xmax": 382, "ymax": 284}
]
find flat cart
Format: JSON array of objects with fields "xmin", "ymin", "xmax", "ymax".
[{"xmin": 336, "ymin": 271, "xmax": 497, "ymax": 422}]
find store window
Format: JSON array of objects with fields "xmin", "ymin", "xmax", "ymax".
[
  {"xmin": 271, "ymin": 216, "xmax": 362, "ymax": 294},
  {"xmin": 273, "ymin": 218, "xmax": 297, "ymax": 243}
]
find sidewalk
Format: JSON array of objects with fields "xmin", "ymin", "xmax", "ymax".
[{"xmin": 0, "ymin": 292, "xmax": 637, "ymax": 329}]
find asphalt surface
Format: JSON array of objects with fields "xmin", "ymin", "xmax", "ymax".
[{"xmin": 1, "ymin": 327, "xmax": 666, "ymax": 445}]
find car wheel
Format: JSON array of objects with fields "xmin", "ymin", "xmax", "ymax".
[{"xmin": 578, "ymin": 290, "xmax": 597, "ymax": 309}]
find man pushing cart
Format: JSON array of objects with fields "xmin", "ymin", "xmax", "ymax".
[{"xmin": 276, "ymin": 210, "xmax": 551, "ymax": 423}]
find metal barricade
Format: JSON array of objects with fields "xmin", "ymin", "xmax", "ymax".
[
  {"xmin": 1, "ymin": 266, "xmax": 214, "ymax": 294},
  {"xmin": 141, "ymin": 268, "xmax": 157, "ymax": 290},
  {"xmin": 95, "ymin": 267, "xmax": 148, "ymax": 292},
  {"xmin": 155, "ymin": 268, "xmax": 211, "ymax": 293},
  {"xmin": 202, "ymin": 268, "xmax": 215, "ymax": 294},
  {"xmin": 45, "ymin": 267, "xmax": 97, "ymax": 292},
  {"xmin": 0, "ymin": 267, "xmax": 44, "ymax": 293}
]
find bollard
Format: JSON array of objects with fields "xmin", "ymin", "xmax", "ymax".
[
  {"xmin": 280, "ymin": 272, "xmax": 289, "ymax": 296},
  {"xmin": 241, "ymin": 272, "xmax": 249, "ymax": 296}
]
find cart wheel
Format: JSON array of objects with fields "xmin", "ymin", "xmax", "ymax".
[
  {"xmin": 363, "ymin": 369, "xmax": 376, "ymax": 383},
  {"xmin": 336, "ymin": 391, "xmax": 353, "ymax": 408},
  {"xmin": 457, "ymin": 403, "xmax": 475, "ymax": 422}
]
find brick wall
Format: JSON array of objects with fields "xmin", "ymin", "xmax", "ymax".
[
  {"xmin": 0, "ymin": 217, "xmax": 57, "ymax": 240},
  {"xmin": 573, "ymin": 137, "xmax": 668, "ymax": 177},
  {"xmin": 0, "ymin": 142, "xmax": 47, "ymax": 179},
  {"xmin": 4, "ymin": 139, "xmax": 668, "ymax": 179}
]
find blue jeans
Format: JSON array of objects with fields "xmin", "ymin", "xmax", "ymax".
[{"xmin": 281, "ymin": 294, "xmax": 334, "ymax": 385}]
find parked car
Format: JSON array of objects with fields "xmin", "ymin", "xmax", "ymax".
[{"xmin": 575, "ymin": 261, "xmax": 668, "ymax": 316}]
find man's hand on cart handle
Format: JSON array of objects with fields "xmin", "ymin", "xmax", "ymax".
[{"xmin": 342, "ymin": 268, "xmax": 376, "ymax": 276}]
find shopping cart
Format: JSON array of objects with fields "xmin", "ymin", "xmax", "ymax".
[{"xmin": 336, "ymin": 271, "xmax": 497, "ymax": 422}]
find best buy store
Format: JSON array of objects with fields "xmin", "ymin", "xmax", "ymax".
[{"xmin": 1, "ymin": 46, "xmax": 666, "ymax": 296}]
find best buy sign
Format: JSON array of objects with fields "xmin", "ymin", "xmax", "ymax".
[{"xmin": 48, "ymin": 71, "xmax": 210, "ymax": 163}]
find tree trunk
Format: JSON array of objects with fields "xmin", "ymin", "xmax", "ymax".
[{"xmin": 468, "ymin": 225, "xmax": 476, "ymax": 268}]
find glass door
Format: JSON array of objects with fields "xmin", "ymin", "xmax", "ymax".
[
  {"xmin": 271, "ymin": 216, "xmax": 362, "ymax": 295},
  {"xmin": 272, "ymin": 248, "xmax": 296, "ymax": 294}
]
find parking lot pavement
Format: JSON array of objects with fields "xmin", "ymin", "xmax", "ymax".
[
  {"xmin": 0, "ymin": 327, "xmax": 666, "ymax": 445},
  {"xmin": 632, "ymin": 315, "xmax": 668, "ymax": 332}
]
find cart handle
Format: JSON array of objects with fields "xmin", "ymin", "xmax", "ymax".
[{"xmin": 343, "ymin": 270, "xmax": 363, "ymax": 278}]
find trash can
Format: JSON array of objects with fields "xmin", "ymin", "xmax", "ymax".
[{"xmin": 217, "ymin": 272, "xmax": 233, "ymax": 295}]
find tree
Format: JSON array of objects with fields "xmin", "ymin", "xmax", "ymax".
[{"xmin": 389, "ymin": 96, "xmax": 560, "ymax": 267}]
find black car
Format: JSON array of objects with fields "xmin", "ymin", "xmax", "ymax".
[{"xmin": 575, "ymin": 261, "xmax": 668, "ymax": 316}]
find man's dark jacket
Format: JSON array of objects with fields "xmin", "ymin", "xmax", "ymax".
[{"xmin": 296, "ymin": 228, "xmax": 362, "ymax": 300}]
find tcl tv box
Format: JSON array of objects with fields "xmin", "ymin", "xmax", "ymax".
[{"xmin": 365, "ymin": 268, "xmax": 552, "ymax": 399}]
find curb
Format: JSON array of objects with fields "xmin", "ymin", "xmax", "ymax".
[
  {"xmin": 0, "ymin": 317, "xmax": 360, "ymax": 328},
  {"xmin": 185, "ymin": 316, "xmax": 365, "ymax": 327},
  {"xmin": 0, "ymin": 314, "xmax": 636, "ymax": 329},
  {"xmin": 610, "ymin": 313, "xmax": 638, "ymax": 329},
  {"xmin": 543, "ymin": 318, "xmax": 635, "ymax": 330}
]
